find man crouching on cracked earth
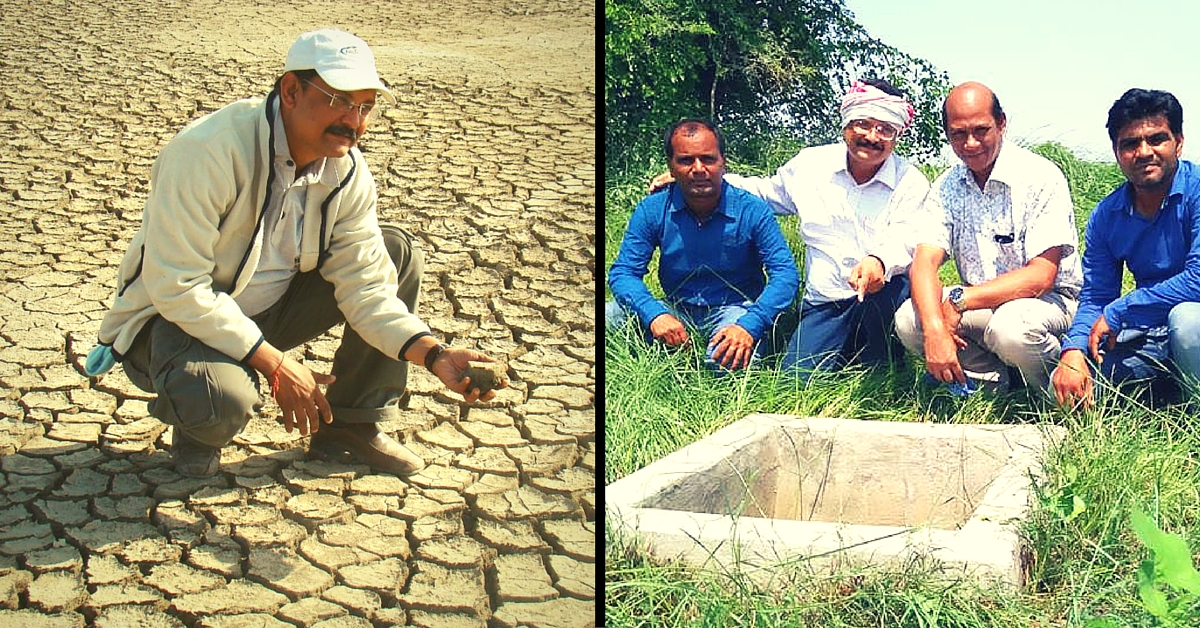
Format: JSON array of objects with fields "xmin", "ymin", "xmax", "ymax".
[{"xmin": 83, "ymin": 29, "xmax": 504, "ymax": 478}]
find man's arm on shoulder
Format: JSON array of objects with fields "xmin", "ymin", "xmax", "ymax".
[
  {"xmin": 723, "ymin": 154, "xmax": 802, "ymax": 217},
  {"xmin": 608, "ymin": 197, "xmax": 672, "ymax": 327},
  {"xmin": 732, "ymin": 203, "xmax": 799, "ymax": 339}
]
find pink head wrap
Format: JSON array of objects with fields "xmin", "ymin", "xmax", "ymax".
[{"xmin": 839, "ymin": 81, "xmax": 915, "ymax": 133}]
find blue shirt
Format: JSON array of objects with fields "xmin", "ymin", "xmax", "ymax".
[
  {"xmin": 1063, "ymin": 160, "xmax": 1200, "ymax": 353},
  {"xmin": 607, "ymin": 182, "xmax": 800, "ymax": 340}
]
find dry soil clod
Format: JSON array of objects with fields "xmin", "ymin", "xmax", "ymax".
[{"xmin": 463, "ymin": 360, "xmax": 507, "ymax": 395}]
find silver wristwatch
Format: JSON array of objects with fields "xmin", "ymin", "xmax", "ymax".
[{"xmin": 948, "ymin": 286, "xmax": 967, "ymax": 313}]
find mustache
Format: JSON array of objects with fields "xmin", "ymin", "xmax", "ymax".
[
  {"xmin": 854, "ymin": 138, "xmax": 884, "ymax": 151},
  {"xmin": 327, "ymin": 125, "xmax": 358, "ymax": 143}
]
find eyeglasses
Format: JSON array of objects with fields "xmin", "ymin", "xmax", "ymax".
[
  {"xmin": 947, "ymin": 126, "xmax": 994, "ymax": 144},
  {"xmin": 847, "ymin": 118, "xmax": 900, "ymax": 141},
  {"xmin": 303, "ymin": 79, "xmax": 378, "ymax": 119}
]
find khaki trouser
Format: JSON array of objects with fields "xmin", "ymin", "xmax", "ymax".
[
  {"xmin": 123, "ymin": 224, "xmax": 423, "ymax": 448},
  {"xmin": 893, "ymin": 287, "xmax": 1078, "ymax": 390}
]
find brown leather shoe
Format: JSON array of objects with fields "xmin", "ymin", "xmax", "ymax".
[{"xmin": 311, "ymin": 423, "xmax": 426, "ymax": 476}]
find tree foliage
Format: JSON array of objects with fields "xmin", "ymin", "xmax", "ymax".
[{"xmin": 605, "ymin": 0, "xmax": 952, "ymax": 173}]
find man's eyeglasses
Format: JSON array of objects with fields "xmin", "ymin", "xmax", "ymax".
[
  {"xmin": 303, "ymin": 79, "xmax": 378, "ymax": 119},
  {"xmin": 947, "ymin": 126, "xmax": 994, "ymax": 144},
  {"xmin": 847, "ymin": 118, "xmax": 900, "ymax": 141}
]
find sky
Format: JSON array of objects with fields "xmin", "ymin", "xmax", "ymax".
[{"xmin": 844, "ymin": 0, "xmax": 1200, "ymax": 163}]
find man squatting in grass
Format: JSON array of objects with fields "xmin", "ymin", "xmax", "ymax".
[
  {"xmin": 606, "ymin": 119, "xmax": 800, "ymax": 371},
  {"xmin": 1053, "ymin": 88, "xmax": 1200, "ymax": 408},
  {"xmin": 895, "ymin": 81, "xmax": 1083, "ymax": 395},
  {"xmin": 85, "ymin": 29, "xmax": 503, "ymax": 478},
  {"xmin": 650, "ymin": 79, "xmax": 931, "ymax": 376}
]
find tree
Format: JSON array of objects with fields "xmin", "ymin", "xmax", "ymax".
[{"xmin": 605, "ymin": 0, "xmax": 951, "ymax": 172}]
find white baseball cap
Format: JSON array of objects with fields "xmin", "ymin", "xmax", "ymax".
[{"xmin": 283, "ymin": 29, "xmax": 396, "ymax": 104}]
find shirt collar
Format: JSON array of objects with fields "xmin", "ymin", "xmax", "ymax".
[
  {"xmin": 1165, "ymin": 159, "xmax": 1190, "ymax": 201},
  {"xmin": 986, "ymin": 139, "xmax": 1016, "ymax": 185},
  {"xmin": 1120, "ymin": 159, "xmax": 1191, "ymax": 216},
  {"xmin": 668, "ymin": 181, "xmax": 733, "ymax": 219},
  {"xmin": 838, "ymin": 151, "xmax": 901, "ymax": 189},
  {"xmin": 953, "ymin": 138, "xmax": 1012, "ymax": 189}
]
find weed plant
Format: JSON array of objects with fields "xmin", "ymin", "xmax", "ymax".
[{"xmin": 604, "ymin": 142, "xmax": 1200, "ymax": 626}]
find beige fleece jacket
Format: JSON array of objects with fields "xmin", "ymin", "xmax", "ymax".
[{"xmin": 96, "ymin": 92, "xmax": 429, "ymax": 363}]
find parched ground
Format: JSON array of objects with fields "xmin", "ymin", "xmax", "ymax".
[{"xmin": 0, "ymin": 1, "xmax": 595, "ymax": 627}]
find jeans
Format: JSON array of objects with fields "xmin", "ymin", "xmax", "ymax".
[
  {"xmin": 604, "ymin": 299, "xmax": 796, "ymax": 371},
  {"xmin": 783, "ymin": 275, "xmax": 910, "ymax": 374},
  {"xmin": 1094, "ymin": 302, "xmax": 1200, "ymax": 398}
]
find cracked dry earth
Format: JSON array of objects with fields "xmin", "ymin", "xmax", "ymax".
[{"xmin": 0, "ymin": 1, "xmax": 596, "ymax": 627}]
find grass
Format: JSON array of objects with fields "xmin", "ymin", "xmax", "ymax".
[
  {"xmin": 608, "ymin": 519, "xmax": 1045, "ymax": 627},
  {"xmin": 604, "ymin": 141, "xmax": 1200, "ymax": 626}
]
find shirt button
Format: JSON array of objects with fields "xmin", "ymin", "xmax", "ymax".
[{"xmin": 286, "ymin": 160, "xmax": 294, "ymax": 167}]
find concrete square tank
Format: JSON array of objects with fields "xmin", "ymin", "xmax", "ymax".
[{"xmin": 605, "ymin": 414, "xmax": 1064, "ymax": 588}]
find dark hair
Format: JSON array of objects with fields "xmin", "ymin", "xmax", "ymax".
[
  {"xmin": 860, "ymin": 77, "xmax": 905, "ymax": 99},
  {"xmin": 663, "ymin": 118, "xmax": 725, "ymax": 159},
  {"xmin": 941, "ymin": 89, "xmax": 1006, "ymax": 133},
  {"xmin": 1106, "ymin": 88, "xmax": 1183, "ymax": 143},
  {"xmin": 272, "ymin": 69, "xmax": 319, "ymax": 93}
]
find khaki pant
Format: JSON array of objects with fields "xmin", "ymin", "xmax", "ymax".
[
  {"xmin": 893, "ymin": 287, "xmax": 1077, "ymax": 390},
  {"xmin": 123, "ymin": 224, "xmax": 423, "ymax": 448}
]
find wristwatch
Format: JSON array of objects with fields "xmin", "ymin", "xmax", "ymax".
[
  {"xmin": 948, "ymin": 286, "xmax": 968, "ymax": 313},
  {"xmin": 423, "ymin": 343, "xmax": 449, "ymax": 372}
]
